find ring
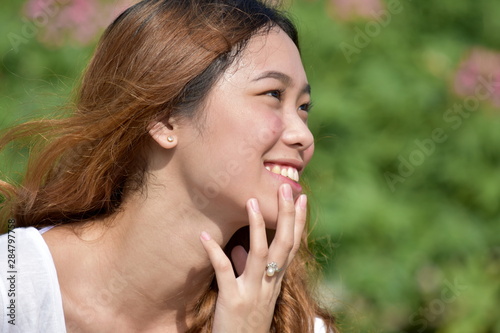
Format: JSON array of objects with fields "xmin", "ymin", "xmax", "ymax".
[{"xmin": 265, "ymin": 262, "xmax": 282, "ymax": 277}]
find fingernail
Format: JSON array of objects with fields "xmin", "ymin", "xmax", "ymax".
[
  {"xmin": 250, "ymin": 198, "xmax": 260, "ymax": 213},
  {"xmin": 299, "ymin": 194, "xmax": 307, "ymax": 210},
  {"xmin": 282, "ymin": 184, "xmax": 292, "ymax": 201},
  {"xmin": 200, "ymin": 231, "xmax": 211, "ymax": 241}
]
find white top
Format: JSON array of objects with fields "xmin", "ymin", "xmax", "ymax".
[
  {"xmin": 0, "ymin": 227, "xmax": 66, "ymax": 332},
  {"xmin": 0, "ymin": 227, "xmax": 329, "ymax": 332},
  {"xmin": 314, "ymin": 316, "xmax": 329, "ymax": 333}
]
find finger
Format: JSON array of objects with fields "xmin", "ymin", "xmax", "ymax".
[
  {"xmin": 267, "ymin": 184, "xmax": 296, "ymax": 270},
  {"xmin": 200, "ymin": 231, "xmax": 236, "ymax": 292},
  {"xmin": 231, "ymin": 245, "xmax": 248, "ymax": 277},
  {"xmin": 245, "ymin": 198, "xmax": 270, "ymax": 281},
  {"xmin": 290, "ymin": 194, "xmax": 307, "ymax": 259}
]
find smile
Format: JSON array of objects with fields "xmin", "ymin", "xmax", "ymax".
[{"xmin": 264, "ymin": 164, "xmax": 299, "ymax": 182}]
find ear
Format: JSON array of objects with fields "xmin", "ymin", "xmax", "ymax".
[{"xmin": 148, "ymin": 120, "xmax": 178, "ymax": 149}]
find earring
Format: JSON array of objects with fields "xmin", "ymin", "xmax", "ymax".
[{"xmin": 167, "ymin": 136, "xmax": 174, "ymax": 142}]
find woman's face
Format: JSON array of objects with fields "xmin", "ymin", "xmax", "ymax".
[{"xmin": 174, "ymin": 28, "xmax": 314, "ymax": 227}]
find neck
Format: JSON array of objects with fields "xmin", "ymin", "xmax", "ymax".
[{"xmin": 53, "ymin": 183, "xmax": 241, "ymax": 331}]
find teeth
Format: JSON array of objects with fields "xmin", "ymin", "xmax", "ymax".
[{"xmin": 266, "ymin": 164, "xmax": 299, "ymax": 182}]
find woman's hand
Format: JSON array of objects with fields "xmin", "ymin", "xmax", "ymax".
[{"xmin": 200, "ymin": 183, "xmax": 307, "ymax": 333}]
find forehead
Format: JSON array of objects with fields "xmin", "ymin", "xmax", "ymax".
[{"xmin": 223, "ymin": 28, "xmax": 307, "ymax": 84}]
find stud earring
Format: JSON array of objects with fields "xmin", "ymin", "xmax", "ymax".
[{"xmin": 167, "ymin": 136, "xmax": 174, "ymax": 143}]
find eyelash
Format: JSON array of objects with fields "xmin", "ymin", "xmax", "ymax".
[
  {"xmin": 266, "ymin": 89, "xmax": 284, "ymax": 100},
  {"xmin": 265, "ymin": 90, "xmax": 313, "ymax": 113}
]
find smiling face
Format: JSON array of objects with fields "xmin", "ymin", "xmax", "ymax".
[{"xmin": 172, "ymin": 28, "xmax": 314, "ymax": 227}]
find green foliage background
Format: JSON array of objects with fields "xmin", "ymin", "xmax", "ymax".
[{"xmin": 1, "ymin": 0, "xmax": 499, "ymax": 332}]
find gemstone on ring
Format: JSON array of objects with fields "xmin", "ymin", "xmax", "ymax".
[{"xmin": 266, "ymin": 262, "xmax": 281, "ymax": 277}]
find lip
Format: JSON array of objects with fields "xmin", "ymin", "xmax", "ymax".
[{"xmin": 265, "ymin": 168, "xmax": 303, "ymax": 193}]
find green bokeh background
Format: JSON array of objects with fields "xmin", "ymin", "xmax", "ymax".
[{"xmin": 1, "ymin": 0, "xmax": 499, "ymax": 332}]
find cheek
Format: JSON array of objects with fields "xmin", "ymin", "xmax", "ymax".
[
  {"xmin": 304, "ymin": 143, "xmax": 315, "ymax": 165},
  {"xmin": 254, "ymin": 115, "xmax": 283, "ymax": 146}
]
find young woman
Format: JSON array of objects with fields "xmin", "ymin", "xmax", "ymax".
[{"xmin": 0, "ymin": 0, "xmax": 337, "ymax": 332}]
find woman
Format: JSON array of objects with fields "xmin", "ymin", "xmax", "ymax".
[{"xmin": 0, "ymin": 0, "xmax": 336, "ymax": 332}]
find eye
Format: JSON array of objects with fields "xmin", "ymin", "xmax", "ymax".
[
  {"xmin": 265, "ymin": 89, "xmax": 284, "ymax": 100},
  {"xmin": 299, "ymin": 101, "xmax": 313, "ymax": 113}
]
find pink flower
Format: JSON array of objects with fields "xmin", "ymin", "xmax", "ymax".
[
  {"xmin": 23, "ymin": 0, "xmax": 134, "ymax": 46},
  {"xmin": 454, "ymin": 47, "xmax": 500, "ymax": 108},
  {"xmin": 328, "ymin": 0, "xmax": 385, "ymax": 21},
  {"xmin": 24, "ymin": 0, "xmax": 52, "ymax": 18}
]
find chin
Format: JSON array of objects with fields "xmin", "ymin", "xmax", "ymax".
[{"xmin": 259, "ymin": 202, "xmax": 279, "ymax": 230}]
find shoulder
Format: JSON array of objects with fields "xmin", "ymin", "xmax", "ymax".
[
  {"xmin": 0, "ymin": 227, "xmax": 52, "ymax": 267},
  {"xmin": 0, "ymin": 227, "xmax": 66, "ymax": 332}
]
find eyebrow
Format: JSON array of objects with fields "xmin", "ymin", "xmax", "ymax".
[{"xmin": 252, "ymin": 71, "xmax": 311, "ymax": 95}]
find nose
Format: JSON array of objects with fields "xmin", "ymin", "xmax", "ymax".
[{"xmin": 281, "ymin": 112, "xmax": 314, "ymax": 152}]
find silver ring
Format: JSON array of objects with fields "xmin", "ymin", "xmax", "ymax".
[{"xmin": 265, "ymin": 262, "xmax": 282, "ymax": 277}]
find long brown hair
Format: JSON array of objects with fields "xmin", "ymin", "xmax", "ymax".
[{"xmin": 0, "ymin": 0, "xmax": 337, "ymax": 331}]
